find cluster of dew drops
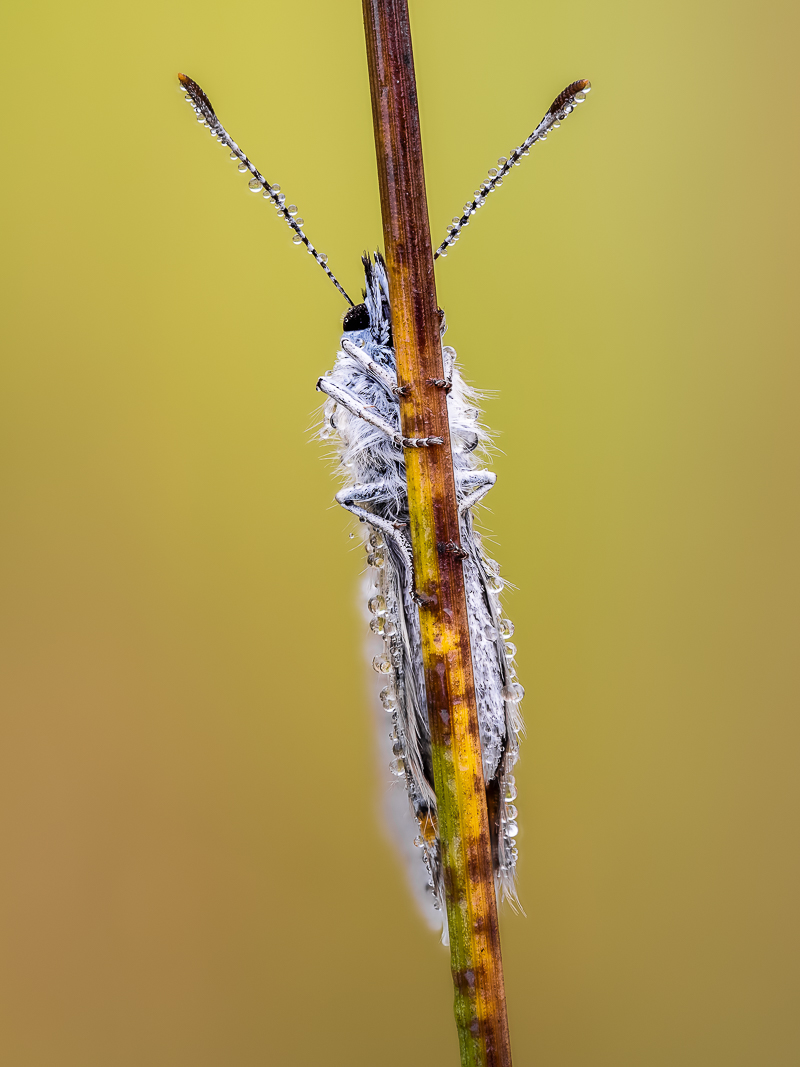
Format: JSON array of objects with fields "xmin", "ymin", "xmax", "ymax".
[
  {"xmin": 363, "ymin": 524, "xmax": 524, "ymax": 884},
  {"xmin": 438, "ymin": 82, "xmax": 591, "ymax": 256},
  {"xmin": 184, "ymin": 89, "xmax": 329, "ymax": 265}
]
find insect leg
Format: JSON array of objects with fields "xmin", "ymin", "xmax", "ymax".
[
  {"xmin": 334, "ymin": 482, "xmax": 415, "ymax": 574},
  {"xmin": 426, "ymin": 344, "xmax": 456, "ymax": 392},
  {"xmin": 317, "ymin": 377, "xmax": 443, "ymax": 448},
  {"xmin": 340, "ymin": 339, "xmax": 398, "ymax": 393},
  {"xmin": 456, "ymin": 470, "xmax": 497, "ymax": 513}
]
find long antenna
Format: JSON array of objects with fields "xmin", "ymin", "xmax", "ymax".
[
  {"xmin": 178, "ymin": 74, "xmax": 355, "ymax": 307},
  {"xmin": 434, "ymin": 78, "xmax": 592, "ymax": 260}
]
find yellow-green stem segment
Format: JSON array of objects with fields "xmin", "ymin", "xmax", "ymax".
[{"xmin": 362, "ymin": 3, "xmax": 513, "ymax": 1064}]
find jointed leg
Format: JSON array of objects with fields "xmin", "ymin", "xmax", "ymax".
[
  {"xmin": 335, "ymin": 482, "xmax": 415, "ymax": 575},
  {"xmin": 456, "ymin": 469, "xmax": 497, "ymax": 513},
  {"xmin": 340, "ymin": 339, "xmax": 398, "ymax": 394},
  {"xmin": 317, "ymin": 377, "xmax": 443, "ymax": 448}
]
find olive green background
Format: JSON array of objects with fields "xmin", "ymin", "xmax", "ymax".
[{"xmin": 1, "ymin": 0, "xmax": 798, "ymax": 1063}]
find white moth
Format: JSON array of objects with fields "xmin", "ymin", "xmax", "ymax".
[{"xmin": 178, "ymin": 72, "xmax": 591, "ymax": 925}]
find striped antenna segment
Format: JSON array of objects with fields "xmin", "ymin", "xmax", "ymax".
[
  {"xmin": 178, "ymin": 74, "xmax": 355, "ymax": 307},
  {"xmin": 434, "ymin": 78, "xmax": 592, "ymax": 260}
]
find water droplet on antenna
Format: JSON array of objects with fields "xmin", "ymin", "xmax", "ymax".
[
  {"xmin": 237, "ymin": 162, "xmax": 248, "ymax": 173},
  {"xmin": 248, "ymin": 177, "xmax": 261, "ymax": 191}
]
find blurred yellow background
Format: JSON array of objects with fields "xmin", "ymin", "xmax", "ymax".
[{"xmin": 1, "ymin": 0, "xmax": 798, "ymax": 1063}]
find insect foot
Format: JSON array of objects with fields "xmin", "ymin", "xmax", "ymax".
[
  {"xmin": 399, "ymin": 435, "xmax": 444, "ymax": 448},
  {"xmin": 394, "ymin": 383, "xmax": 412, "ymax": 397},
  {"xmin": 426, "ymin": 377, "xmax": 452, "ymax": 393},
  {"xmin": 412, "ymin": 589, "xmax": 438, "ymax": 608},
  {"xmin": 437, "ymin": 540, "xmax": 468, "ymax": 561}
]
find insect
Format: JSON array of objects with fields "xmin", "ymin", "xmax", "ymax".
[{"xmin": 178, "ymin": 72, "xmax": 590, "ymax": 923}]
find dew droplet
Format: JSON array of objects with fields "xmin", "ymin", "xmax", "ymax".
[
  {"xmin": 414, "ymin": 835, "xmax": 424, "ymax": 848},
  {"xmin": 539, "ymin": 132, "xmax": 547, "ymax": 141},
  {"xmin": 574, "ymin": 91, "xmax": 586, "ymax": 103},
  {"xmin": 383, "ymin": 618, "xmax": 397, "ymax": 636},
  {"xmin": 487, "ymin": 168, "xmax": 498, "ymax": 178},
  {"xmin": 369, "ymin": 594, "xmax": 387, "ymax": 615},
  {"xmin": 452, "ymin": 217, "xmax": 461, "ymax": 224},
  {"xmin": 370, "ymin": 617, "xmax": 385, "ymax": 635},
  {"xmin": 292, "ymin": 235, "xmax": 303, "ymax": 245},
  {"xmin": 499, "ymin": 618, "xmax": 514, "ymax": 639},
  {"xmin": 392, "ymin": 741, "xmax": 403, "ymax": 758},
  {"xmin": 230, "ymin": 151, "xmax": 238, "ymax": 161},
  {"xmin": 367, "ymin": 552, "xmax": 385, "ymax": 568},
  {"xmin": 504, "ymin": 778, "xmax": 518, "ymax": 802},
  {"xmin": 286, "ymin": 204, "xmax": 298, "ymax": 216},
  {"xmin": 505, "ymin": 803, "xmax": 518, "ymax": 821},
  {"xmin": 369, "ymin": 532, "xmax": 384, "ymax": 548},
  {"xmin": 373, "ymin": 654, "xmax": 392, "ymax": 674},
  {"xmin": 497, "ymin": 156, "xmax": 508, "ymax": 165},
  {"xmin": 318, "ymin": 253, "xmax": 328, "ymax": 264},
  {"xmin": 248, "ymin": 177, "xmax": 261, "ymax": 191},
  {"xmin": 390, "ymin": 757, "xmax": 405, "ymax": 776},
  {"xmin": 504, "ymin": 642, "xmax": 517, "ymax": 659},
  {"xmin": 505, "ymin": 820, "xmax": 519, "ymax": 838},
  {"xmin": 294, "ymin": 218, "xmax": 304, "ymax": 227},
  {"xmin": 484, "ymin": 624, "xmax": 498, "ymax": 641},
  {"xmin": 502, "ymin": 681, "xmax": 525, "ymax": 702},
  {"xmin": 184, "ymin": 94, "xmax": 193, "ymax": 102}
]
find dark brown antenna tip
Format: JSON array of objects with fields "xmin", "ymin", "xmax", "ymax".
[
  {"xmin": 548, "ymin": 79, "xmax": 591, "ymax": 115},
  {"xmin": 177, "ymin": 73, "xmax": 216, "ymax": 119}
]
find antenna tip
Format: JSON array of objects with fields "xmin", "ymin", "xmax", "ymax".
[
  {"xmin": 548, "ymin": 79, "xmax": 592, "ymax": 116},
  {"xmin": 177, "ymin": 72, "xmax": 216, "ymax": 119}
]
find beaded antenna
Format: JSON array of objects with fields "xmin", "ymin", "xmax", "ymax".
[{"xmin": 178, "ymin": 72, "xmax": 591, "ymax": 928}]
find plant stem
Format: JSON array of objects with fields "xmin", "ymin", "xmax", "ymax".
[{"xmin": 361, "ymin": 3, "xmax": 512, "ymax": 1064}]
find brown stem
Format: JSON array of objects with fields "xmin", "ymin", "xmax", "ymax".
[{"xmin": 361, "ymin": 2, "xmax": 512, "ymax": 1064}]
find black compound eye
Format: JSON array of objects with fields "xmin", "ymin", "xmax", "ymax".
[{"xmin": 342, "ymin": 303, "xmax": 370, "ymax": 332}]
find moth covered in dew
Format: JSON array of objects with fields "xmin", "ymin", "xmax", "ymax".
[{"xmin": 177, "ymin": 72, "xmax": 591, "ymax": 929}]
